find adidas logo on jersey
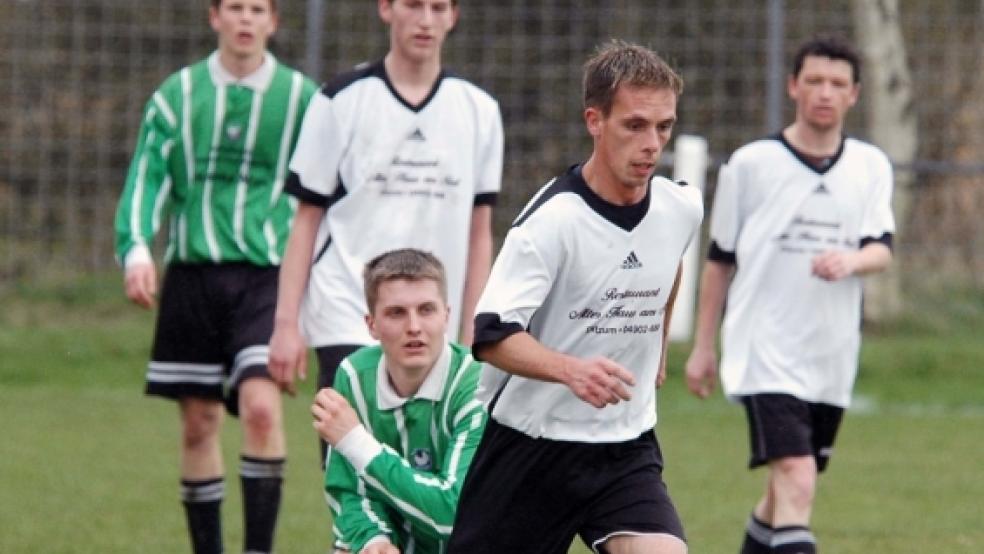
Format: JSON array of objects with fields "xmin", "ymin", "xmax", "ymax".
[
  {"xmin": 814, "ymin": 182, "xmax": 830, "ymax": 194},
  {"xmin": 621, "ymin": 251, "xmax": 643, "ymax": 269},
  {"xmin": 408, "ymin": 128, "xmax": 426, "ymax": 142}
]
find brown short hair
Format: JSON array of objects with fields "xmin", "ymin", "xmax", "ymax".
[
  {"xmin": 363, "ymin": 249, "xmax": 448, "ymax": 313},
  {"xmin": 792, "ymin": 35, "xmax": 861, "ymax": 84},
  {"xmin": 583, "ymin": 39, "xmax": 683, "ymax": 115},
  {"xmin": 211, "ymin": 0, "xmax": 278, "ymax": 11}
]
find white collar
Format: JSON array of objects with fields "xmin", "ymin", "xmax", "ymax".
[
  {"xmin": 376, "ymin": 343, "xmax": 452, "ymax": 410},
  {"xmin": 207, "ymin": 51, "xmax": 276, "ymax": 92}
]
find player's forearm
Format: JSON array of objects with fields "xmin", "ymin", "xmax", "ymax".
[
  {"xmin": 475, "ymin": 332, "xmax": 573, "ymax": 384},
  {"xmin": 274, "ymin": 203, "xmax": 323, "ymax": 327},
  {"xmin": 459, "ymin": 206, "xmax": 494, "ymax": 345},
  {"xmin": 852, "ymin": 242, "xmax": 893, "ymax": 276},
  {"xmin": 691, "ymin": 261, "xmax": 734, "ymax": 352}
]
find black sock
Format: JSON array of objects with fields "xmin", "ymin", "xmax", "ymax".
[
  {"xmin": 181, "ymin": 477, "xmax": 224, "ymax": 554},
  {"xmin": 772, "ymin": 525, "xmax": 817, "ymax": 554},
  {"xmin": 740, "ymin": 514, "xmax": 774, "ymax": 554},
  {"xmin": 240, "ymin": 455, "xmax": 285, "ymax": 554}
]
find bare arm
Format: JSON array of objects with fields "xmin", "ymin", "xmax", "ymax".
[
  {"xmin": 812, "ymin": 242, "xmax": 893, "ymax": 281},
  {"xmin": 269, "ymin": 202, "xmax": 325, "ymax": 395},
  {"xmin": 656, "ymin": 263, "xmax": 684, "ymax": 389},
  {"xmin": 684, "ymin": 260, "xmax": 736, "ymax": 399},
  {"xmin": 476, "ymin": 333, "xmax": 637, "ymax": 409},
  {"xmin": 458, "ymin": 205, "xmax": 493, "ymax": 346}
]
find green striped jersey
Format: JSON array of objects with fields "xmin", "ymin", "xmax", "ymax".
[
  {"xmin": 115, "ymin": 52, "xmax": 317, "ymax": 267},
  {"xmin": 325, "ymin": 343, "xmax": 487, "ymax": 554}
]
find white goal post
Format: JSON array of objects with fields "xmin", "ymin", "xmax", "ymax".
[{"xmin": 669, "ymin": 134, "xmax": 709, "ymax": 342}]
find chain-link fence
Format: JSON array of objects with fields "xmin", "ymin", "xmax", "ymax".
[{"xmin": 2, "ymin": 1, "xmax": 982, "ymax": 292}]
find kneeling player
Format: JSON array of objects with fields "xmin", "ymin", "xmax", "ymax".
[{"xmin": 312, "ymin": 249, "xmax": 487, "ymax": 554}]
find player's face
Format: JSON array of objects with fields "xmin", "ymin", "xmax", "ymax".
[
  {"xmin": 210, "ymin": 0, "xmax": 278, "ymax": 61},
  {"xmin": 586, "ymin": 84, "xmax": 677, "ymax": 194},
  {"xmin": 788, "ymin": 55, "xmax": 859, "ymax": 132},
  {"xmin": 380, "ymin": 0, "xmax": 458, "ymax": 66},
  {"xmin": 366, "ymin": 278, "xmax": 449, "ymax": 376}
]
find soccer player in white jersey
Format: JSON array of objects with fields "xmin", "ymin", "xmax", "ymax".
[
  {"xmin": 113, "ymin": 1, "xmax": 317, "ymax": 552},
  {"xmin": 270, "ymin": 0, "xmax": 503, "ymax": 462},
  {"xmin": 311, "ymin": 249, "xmax": 486, "ymax": 554},
  {"xmin": 447, "ymin": 41, "xmax": 703, "ymax": 554},
  {"xmin": 685, "ymin": 36, "xmax": 895, "ymax": 554}
]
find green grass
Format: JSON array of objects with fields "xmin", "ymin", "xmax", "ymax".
[{"xmin": 2, "ymin": 275, "xmax": 983, "ymax": 553}]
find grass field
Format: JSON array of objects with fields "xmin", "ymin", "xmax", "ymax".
[{"xmin": 1, "ymin": 275, "xmax": 982, "ymax": 553}]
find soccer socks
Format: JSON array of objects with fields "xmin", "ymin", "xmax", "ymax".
[
  {"xmin": 771, "ymin": 525, "xmax": 817, "ymax": 553},
  {"xmin": 181, "ymin": 477, "xmax": 225, "ymax": 554},
  {"xmin": 240, "ymin": 455, "xmax": 285, "ymax": 554},
  {"xmin": 739, "ymin": 514, "xmax": 774, "ymax": 554}
]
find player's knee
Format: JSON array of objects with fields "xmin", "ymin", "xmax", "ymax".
[
  {"xmin": 772, "ymin": 456, "xmax": 817, "ymax": 507},
  {"xmin": 181, "ymin": 404, "xmax": 223, "ymax": 450},
  {"xmin": 240, "ymin": 389, "xmax": 281, "ymax": 440}
]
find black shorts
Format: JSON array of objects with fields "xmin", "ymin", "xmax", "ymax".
[
  {"xmin": 315, "ymin": 344, "xmax": 363, "ymax": 389},
  {"xmin": 447, "ymin": 418, "xmax": 685, "ymax": 554},
  {"xmin": 145, "ymin": 263, "xmax": 278, "ymax": 416},
  {"xmin": 741, "ymin": 393, "xmax": 845, "ymax": 472}
]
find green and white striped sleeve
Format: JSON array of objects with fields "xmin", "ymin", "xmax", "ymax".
[
  {"xmin": 114, "ymin": 90, "xmax": 178, "ymax": 267},
  {"xmin": 336, "ymin": 360, "xmax": 487, "ymax": 544},
  {"xmin": 325, "ymin": 371, "xmax": 398, "ymax": 553}
]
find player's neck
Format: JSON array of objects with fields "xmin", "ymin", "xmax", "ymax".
[
  {"xmin": 581, "ymin": 156, "xmax": 647, "ymax": 206},
  {"xmin": 217, "ymin": 49, "xmax": 266, "ymax": 80},
  {"xmin": 386, "ymin": 364, "xmax": 429, "ymax": 399},
  {"xmin": 783, "ymin": 121, "xmax": 843, "ymax": 158},
  {"xmin": 384, "ymin": 51, "xmax": 442, "ymax": 107}
]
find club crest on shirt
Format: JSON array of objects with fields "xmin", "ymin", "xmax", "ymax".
[
  {"xmin": 226, "ymin": 124, "xmax": 243, "ymax": 141},
  {"xmin": 411, "ymin": 448, "xmax": 433, "ymax": 470}
]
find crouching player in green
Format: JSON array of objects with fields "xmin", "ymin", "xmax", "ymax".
[{"xmin": 311, "ymin": 249, "xmax": 487, "ymax": 554}]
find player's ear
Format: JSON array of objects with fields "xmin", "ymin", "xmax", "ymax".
[
  {"xmin": 584, "ymin": 106, "xmax": 603, "ymax": 138},
  {"xmin": 365, "ymin": 313, "xmax": 380, "ymax": 340},
  {"xmin": 378, "ymin": 0, "xmax": 393, "ymax": 25},
  {"xmin": 208, "ymin": 5, "xmax": 221, "ymax": 33}
]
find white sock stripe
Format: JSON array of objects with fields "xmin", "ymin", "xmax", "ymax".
[
  {"xmin": 181, "ymin": 481, "xmax": 225, "ymax": 503},
  {"xmin": 746, "ymin": 516, "xmax": 773, "ymax": 544},
  {"xmin": 771, "ymin": 528, "xmax": 816, "ymax": 547},
  {"xmin": 239, "ymin": 459, "xmax": 285, "ymax": 479}
]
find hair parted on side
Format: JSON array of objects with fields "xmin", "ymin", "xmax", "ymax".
[
  {"xmin": 363, "ymin": 249, "xmax": 448, "ymax": 312},
  {"xmin": 583, "ymin": 39, "xmax": 683, "ymax": 115},
  {"xmin": 792, "ymin": 35, "xmax": 861, "ymax": 84}
]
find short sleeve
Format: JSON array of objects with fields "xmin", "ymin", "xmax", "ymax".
[
  {"xmin": 859, "ymin": 151, "xmax": 896, "ymax": 242},
  {"xmin": 707, "ymin": 161, "xmax": 742, "ymax": 261},
  {"xmin": 472, "ymin": 225, "xmax": 556, "ymax": 351},
  {"xmin": 288, "ymin": 92, "xmax": 346, "ymax": 201}
]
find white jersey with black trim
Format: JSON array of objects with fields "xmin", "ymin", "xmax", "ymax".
[
  {"xmin": 709, "ymin": 135, "xmax": 895, "ymax": 407},
  {"xmin": 472, "ymin": 165, "xmax": 703, "ymax": 442},
  {"xmin": 287, "ymin": 61, "xmax": 504, "ymax": 347}
]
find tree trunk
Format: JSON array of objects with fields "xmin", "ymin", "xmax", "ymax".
[{"xmin": 850, "ymin": 0, "xmax": 918, "ymax": 320}]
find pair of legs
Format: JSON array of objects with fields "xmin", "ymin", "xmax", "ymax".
[
  {"xmin": 177, "ymin": 376, "xmax": 286, "ymax": 554},
  {"xmin": 739, "ymin": 394, "xmax": 844, "ymax": 554},
  {"xmin": 149, "ymin": 264, "xmax": 287, "ymax": 554},
  {"xmin": 448, "ymin": 418, "xmax": 687, "ymax": 554}
]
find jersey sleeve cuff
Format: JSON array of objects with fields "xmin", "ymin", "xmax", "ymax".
[
  {"xmin": 124, "ymin": 244, "xmax": 153, "ymax": 270},
  {"xmin": 285, "ymin": 171, "xmax": 331, "ymax": 206},
  {"xmin": 860, "ymin": 232, "xmax": 893, "ymax": 251},
  {"xmin": 472, "ymin": 312, "xmax": 525, "ymax": 361},
  {"xmin": 707, "ymin": 240, "xmax": 737, "ymax": 264},
  {"xmin": 474, "ymin": 192, "xmax": 498, "ymax": 207},
  {"xmin": 335, "ymin": 424, "xmax": 383, "ymax": 475},
  {"xmin": 360, "ymin": 535, "xmax": 393, "ymax": 552}
]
